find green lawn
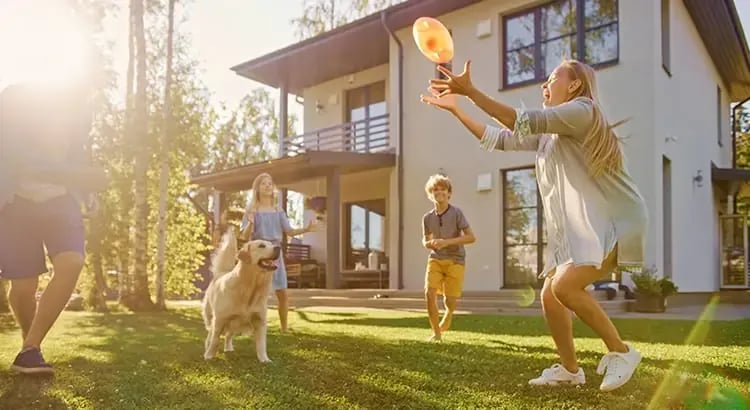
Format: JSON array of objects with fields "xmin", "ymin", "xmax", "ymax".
[{"xmin": 0, "ymin": 305, "xmax": 748, "ymax": 409}]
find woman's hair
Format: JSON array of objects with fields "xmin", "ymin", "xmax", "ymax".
[
  {"xmin": 246, "ymin": 172, "xmax": 279, "ymax": 213},
  {"xmin": 560, "ymin": 59, "xmax": 625, "ymax": 177}
]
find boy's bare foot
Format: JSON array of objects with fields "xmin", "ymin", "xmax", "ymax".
[{"xmin": 426, "ymin": 333, "xmax": 442, "ymax": 342}]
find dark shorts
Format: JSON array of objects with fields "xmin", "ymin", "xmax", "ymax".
[{"xmin": 0, "ymin": 194, "xmax": 84, "ymax": 280}]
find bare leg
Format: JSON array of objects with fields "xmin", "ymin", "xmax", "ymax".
[
  {"xmin": 540, "ymin": 276, "xmax": 578, "ymax": 372},
  {"xmin": 439, "ymin": 296, "xmax": 458, "ymax": 332},
  {"xmin": 275, "ymin": 289, "xmax": 290, "ymax": 332},
  {"xmin": 23, "ymin": 252, "xmax": 83, "ymax": 349},
  {"xmin": 551, "ymin": 263, "xmax": 628, "ymax": 353},
  {"xmin": 9, "ymin": 276, "xmax": 39, "ymax": 345},
  {"xmin": 425, "ymin": 288, "xmax": 441, "ymax": 341}
]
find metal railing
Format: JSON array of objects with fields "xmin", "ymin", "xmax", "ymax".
[{"xmin": 281, "ymin": 113, "xmax": 390, "ymax": 156}]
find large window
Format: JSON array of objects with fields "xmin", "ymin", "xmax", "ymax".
[
  {"xmin": 345, "ymin": 199, "xmax": 385, "ymax": 268},
  {"xmin": 345, "ymin": 82, "xmax": 386, "ymax": 152},
  {"xmin": 502, "ymin": 0, "xmax": 619, "ymax": 87},
  {"xmin": 503, "ymin": 168, "xmax": 546, "ymax": 288}
]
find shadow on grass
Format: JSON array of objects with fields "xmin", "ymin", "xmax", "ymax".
[
  {"xmin": 297, "ymin": 311, "xmax": 750, "ymax": 347},
  {"xmin": 0, "ymin": 309, "xmax": 747, "ymax": 409}
]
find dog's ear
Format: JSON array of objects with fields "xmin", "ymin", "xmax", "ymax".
[{"xmin": 237, "ymin": 244, "xmax": 253, "ymax": 264}]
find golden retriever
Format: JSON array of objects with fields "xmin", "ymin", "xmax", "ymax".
[{"xmin": 202, "ymin": 229, "xmax": 280, "ymax": 363}]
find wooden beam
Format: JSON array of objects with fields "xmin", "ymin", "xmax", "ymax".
[
  {"xmin": 279, "ymin": 83, "xmax": 288, "ymax": 157},
  {"xmin": 326, "ymin": 169, "xmax": 341, "ymax": 288}
]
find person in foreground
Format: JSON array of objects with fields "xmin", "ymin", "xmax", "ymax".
[
  {"xmin": 0, "ymin": 82, "xmax": 107, "ymax": 375},
  {"xmin": 239, "ymin": 173, "xmax": 318, "ymax": 333},
  {"xmin": 421, "ymin": 174, "xmax": 475, "ymax": 342},
  {"xmin": 421, "ymin": 59, "xmax": 648, "ymax": 392}
]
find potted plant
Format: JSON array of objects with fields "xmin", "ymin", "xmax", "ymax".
[{"xmin": 629, "ymin": 267, "xmax": 678, "ymax": 313}]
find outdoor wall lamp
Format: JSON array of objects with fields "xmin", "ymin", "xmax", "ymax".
[{"xmin": 693, "ymin": 170, "xmax": 703, "ymax": 188}]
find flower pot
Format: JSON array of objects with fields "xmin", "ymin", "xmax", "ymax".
[{"xmin": 633, "ymin": 293, "xmax": 666, "ymax": 313}]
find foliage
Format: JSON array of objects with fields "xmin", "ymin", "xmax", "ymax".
[
  {"xmin": 68, "ymin": 0, "xmax": 285, "ymax": 310},
  {"xmin": 630, "ymin": 267, "xmax": 679, "ymax": 298},
  {"xmin": 291, "ymin": 0, "xmax": 405, "ymax": 40}
]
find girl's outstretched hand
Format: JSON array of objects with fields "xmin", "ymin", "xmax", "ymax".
[
  {"xmin": 420, "ymin": 87, "xmax": 458, "ymax": 113},
  {"xmin": 429, "ymin": 60, "xmax": 475, "ymax": 97}
]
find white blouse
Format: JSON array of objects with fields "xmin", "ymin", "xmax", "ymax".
[{"xmin": 480, "ymin": 97, "xmax": 648, "ymax": 278}]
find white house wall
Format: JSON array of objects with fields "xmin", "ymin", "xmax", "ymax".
[
  {"xmin": 302, "ymin": 64, "xmax": 390, "ymax": 132},
  {"xmin": 652, "ymin": 0, "xmax": 732, "ymax": 292},
  {"xmin": 290, "ymin": 0, "xmax": 737, "ymax": 292},
  {"xmin": 390, "ymin": 0, "xmax": 730, "ymax": 292}
]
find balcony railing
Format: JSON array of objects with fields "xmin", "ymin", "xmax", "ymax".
[{"xmin": 281, "ymin": 113, "xmax": 390, "ymax": 156}]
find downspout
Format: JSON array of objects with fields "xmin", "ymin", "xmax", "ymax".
[{"xmin": 381, "ymin": 11, "xmax": 405, "ymax": 289}]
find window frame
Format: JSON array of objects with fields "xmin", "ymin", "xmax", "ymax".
[
  {"xmin": 500, "ymin": 0, "xmax": 620, "ymax": 89},
  {"xmin": 501, "ymin": 166, "xmax": 546, "ymax": 289},
  {"xmin": 344, "ymin": 199, "xmax": 386, "ymax": 269},
  {"xmin": 661, "ymin": 0, "xmax": 671, "ymax": 76}
]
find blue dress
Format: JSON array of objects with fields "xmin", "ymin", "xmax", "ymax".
[{"xmin": 240, "ymin": 210, "xmax": 292, "ymax": 290}]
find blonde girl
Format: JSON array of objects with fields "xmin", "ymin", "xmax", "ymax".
[
  {"xmin": 422, "ymin": 59, "xmax": 647, "ymax": 392},
  {"xmin": 240, "ymin": 173, "xmax": 314, "ymax": 333}
]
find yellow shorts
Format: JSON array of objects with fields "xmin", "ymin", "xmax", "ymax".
[{"xmin": 425, "ymin": 258, "xmax": 465, "ymax": 298}]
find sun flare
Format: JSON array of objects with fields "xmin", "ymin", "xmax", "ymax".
[{"xmin": 0, "ymin": 1, "xmax": 90, "ymax": 87}]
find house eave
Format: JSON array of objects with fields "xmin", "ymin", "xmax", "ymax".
[
  {"xmin": 684, "ymin": 0, "xmax": 750, "ymax": 101},
  {"xmin": 230, "ymin": 0, "xmax": 482, "ymax": 96}
]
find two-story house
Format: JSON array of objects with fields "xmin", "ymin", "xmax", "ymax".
[{"xmin": 192, "ymin": 0, "xmax": 750, "ymax": 294}]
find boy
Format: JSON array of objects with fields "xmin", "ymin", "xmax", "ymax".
[
  {"xmin": 421, "ymin": 174, "xmax": 475, "ymax": 342},
  {"xmin": 0, "ymin": 82, "xmax": 107, "ymax": 374}
]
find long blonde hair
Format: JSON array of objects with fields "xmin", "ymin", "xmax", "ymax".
[
  {"xmin": 246, "ymin": 173, "xmax": 279, "ymax": 214},
  {"xmin": 560, "ymin": 59, "xmax": 625, "ymax": 177}
]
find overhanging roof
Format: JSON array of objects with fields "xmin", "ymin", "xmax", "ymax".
[
  {"xmin": 232, "ymin": 0, "xmax": 750, "ymax": 101},
  {"xmin": 230, "ymin": 0, "xmax": 482, "ymax": 96},
  {"xmin": 684, "ymin": 0, "xmax": 750, "ymax": 101},
  {"xmin": 191, "ymin": 151, "xmax": 396, "ymax": 192},
  {"xmin": 712, "ymin": 166, "xmax": 750, "ymax": 196}
]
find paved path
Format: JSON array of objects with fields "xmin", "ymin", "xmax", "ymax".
[{"xmin": 170, "ymin": 300, "xmax": 750, "ymax": 321}]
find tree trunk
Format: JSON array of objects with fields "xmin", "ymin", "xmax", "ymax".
[
  {"xmin": 87, "ymin": 235, "xmax": 109, "ymax": 313},
  {"xmin": 119, "ymin": 0, "xmax": 136, "ymax": 305},
  {"xmin": 0, "ymin": 280, "xmax": 9, "ymax": 313},
  {"xmin": 155, "ymin": 0, "xmax": 177, "ymax": 311},
  {"xmin": 129, "ymin": 0, "xmax": 155, "ymax": 311}
]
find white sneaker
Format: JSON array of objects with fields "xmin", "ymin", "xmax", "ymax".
[
  {"xmin": 597, "ymin": 342, "xmax": 642, "ymax": 392},
  {"xmin": 529, "ymin": 364, "xmax": 586, "ymax": 386}
]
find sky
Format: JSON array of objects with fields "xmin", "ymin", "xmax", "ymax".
[{"xmin": 3, "ymin": 0, "xmax": 750, "ymax": 133}]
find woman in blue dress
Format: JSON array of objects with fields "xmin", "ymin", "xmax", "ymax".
[{"xmin": 240, "ymin": 173, "xmax": 315, "ymax": 333}]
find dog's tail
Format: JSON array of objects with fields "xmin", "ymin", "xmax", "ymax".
[{"xmin": 210, "ymin": 228, "xmax": 238, "ymax": 279}]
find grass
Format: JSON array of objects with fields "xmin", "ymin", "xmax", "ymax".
[{"xmin": 0, "ymin": 305, "xmax": 748, "ymax": 409}]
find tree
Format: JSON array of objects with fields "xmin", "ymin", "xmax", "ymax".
[
  {"xmin": 734, "ymin": 103, "xmax": 750, "ymax": 215},
  {"xmin": 155, "ymin": 0, "xmax": 177, "ymax": 310},
  {"xmin": 127, "ymin": 0, "xmax": 156, "ymax": 311},
  {"xmin": 200, "ymin": 89, "xmax": 298, "ymax": 214},
  {"xmin": 0, "ymin": 281, "xmax": 8, "ymax": 313},
  {"xmin": 291, "ymin": 0, "xmax": 404, "ymax": 40}
]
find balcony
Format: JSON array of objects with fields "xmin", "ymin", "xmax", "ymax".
[{"xmin": 281, "ymin": 113, "xmax": 390, "ymax": 157}]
